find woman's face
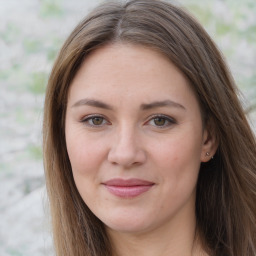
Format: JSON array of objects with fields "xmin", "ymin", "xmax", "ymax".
[{"xmin": 65, "ymin": 43, "xmax": 212, "ymax": 235}]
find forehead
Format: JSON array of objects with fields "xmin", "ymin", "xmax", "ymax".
[{"xmin": 68, "ymin": 43, "xmax": 198, "ymax": 110}]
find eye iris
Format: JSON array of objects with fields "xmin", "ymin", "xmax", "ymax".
[
  {"xmin": 154, "ymin": 117, "xmax": 166, "ymax": 126},
  {"xmin": 92, "ymin": 117, "xmax": 103, "ymax": 125}
]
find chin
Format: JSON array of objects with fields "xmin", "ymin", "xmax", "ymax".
[
  {"xmin": 107, "ymin": 223, "xmax": 150, "ymax": 234},
  {"xmin": 102, "ymin": 213, "xmax": 154, "ymax": 234}
]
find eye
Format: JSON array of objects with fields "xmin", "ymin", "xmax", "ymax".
[
  {"xmin": 81, "ymin": 115, "xmax": 110, "ymax": 127},
  {"xmin": 146, "ymin": 115, "xmax": 176, "ymax": 128},
  {"xmin": 153, "ymin": 117, "xmax": 167, "ymax": 126}
]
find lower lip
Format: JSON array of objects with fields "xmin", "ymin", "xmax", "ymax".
[{"xmin": 104, "ymin": 185, "xmax": 153, "ymax": 198}]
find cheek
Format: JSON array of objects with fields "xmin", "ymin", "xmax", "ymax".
[
  {"xmin": 150, "ymin": 132, "xmax": 202, "ymax": 185},
  {"xmin": 153, "ymin": 134, "xmax": 202, "ymax": 165},
  {"xmin": 66, "ymin": 131, "xmax": 105, "ymax": 176},
  {"xmin": 66, "ymin": 134, "xmax": 106, "ymax": 203}
]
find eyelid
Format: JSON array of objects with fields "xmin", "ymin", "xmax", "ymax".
[
  {"xmin": 80, "ymin": 114, "xmax": 111, "ymax": 127},
  {"xmin": 80, "ymin": 113, "xmax": 176, "ymax": 128},
  {"xmin": 145, "ymin": 114, "xmax": 177, "ymax": 127}
]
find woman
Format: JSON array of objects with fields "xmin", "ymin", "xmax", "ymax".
[{"xmin": 43, "ymin": 0, "xmax": 256, "ymax": 255}]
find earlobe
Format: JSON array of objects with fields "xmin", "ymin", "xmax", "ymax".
[{"xmin": 200, "ymin": 127, "xmax": 218, "ymax": 163}]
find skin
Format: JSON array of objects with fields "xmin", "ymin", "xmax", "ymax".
[{"xmin": 65, "ymin": 43, "xmax": 216, "ymax": 256}]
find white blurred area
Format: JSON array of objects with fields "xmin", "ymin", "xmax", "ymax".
[
  {"xmin": 0, "ymin": 0, "xmax": 255, "ymax": 255},
  {"xmin": 0, "ymin": 1, "xmax": 100, "ymax": 255}
]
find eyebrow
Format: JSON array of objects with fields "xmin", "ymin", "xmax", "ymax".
[
  {"xmin": 140, "ymin": 100, "xmax": 186, "ymax": 111},
  {"xmin": 72, "ymin": 98, "xmax": 185, "ymax": 111},
  {"xmin": 72, "ymin": 98, "xmax": 113, "ymax": 110}
]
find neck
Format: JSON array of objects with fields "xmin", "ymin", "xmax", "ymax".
[
  {"xmin": 110, "ymin": 232, "xmax": 207, "ymax": 256},
  {"xmin": 107, "ymin": 205, "xmax": 207, "ymax": 256}
]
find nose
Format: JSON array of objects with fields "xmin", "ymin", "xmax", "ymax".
[{"xmin": 107, "ymin": 126, "xmax": 146, "ymax": 168}]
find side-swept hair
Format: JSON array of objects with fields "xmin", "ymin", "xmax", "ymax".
[{"xmin": 43, "ymin": 1, "xmax": 256, "ymax": 255}]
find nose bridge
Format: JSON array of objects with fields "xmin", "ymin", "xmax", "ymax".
[
  {"xmin": 108, "ymin": 122, "xmax": 146, "ymax": 167},
  {"xmin": 118, "ymin": 123, "xmax": 137, "ymax": 149}
]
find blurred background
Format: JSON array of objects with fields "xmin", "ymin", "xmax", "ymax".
[{"xmin": 0, "ymin": 0, "xmax": 255, "ymax": 255}]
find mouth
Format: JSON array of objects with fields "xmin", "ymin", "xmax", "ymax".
[{"xmin": 102, "ymin": 178, "xmax": 155, "ymax": 198}]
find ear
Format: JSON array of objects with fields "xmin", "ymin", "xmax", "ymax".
[{"xmin": 200, "ymin": 123, "xmax": 219, "ymax": 163}]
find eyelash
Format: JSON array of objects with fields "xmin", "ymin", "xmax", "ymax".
[
  {"xmin": 146, "ymin": 114, "xmax": 176, "ymax": 128},
  {"xmin": 80, "ymin": 114, "xmax": 110, "ymax": 127},
  {"xmin": 80, "ymin": 114, "xmax": 176, "ymax": 128}
]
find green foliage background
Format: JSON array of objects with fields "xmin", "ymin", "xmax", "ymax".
[{"xmin": 184, "ymin": 0, "xmax": 256, "ymax": 114}]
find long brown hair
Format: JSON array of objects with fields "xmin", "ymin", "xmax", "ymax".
[{"xmin": 43, "ymin": 0, "xmax": 256, "ymax": 255}]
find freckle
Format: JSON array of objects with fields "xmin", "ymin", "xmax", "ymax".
[
  {"xmin": 103, "ymin": 197, "xmax": 109, "ymax": 202},
  {"xmin": 173, "ymin": 156, "xmax": 179, "ymax": 162},
  {"xmin": 159, "ymin": 204, "xmax": 165, "ymax": 210}
]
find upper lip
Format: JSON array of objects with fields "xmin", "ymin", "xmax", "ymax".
[{"xmin": 102, "ymin": 178, "xmax": 155, "ymax": 187}]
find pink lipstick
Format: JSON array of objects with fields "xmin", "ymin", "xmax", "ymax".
[{"xmin": 102, "ymin": 178, "xmax": 154, "ymax": 198}]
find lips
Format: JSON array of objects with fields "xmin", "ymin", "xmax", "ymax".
[{"xmin": 102, "ymin": 178, "xmax": 155, "ymax": 198}]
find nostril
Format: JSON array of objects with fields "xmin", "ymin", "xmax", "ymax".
[{"xmin": 107, "ymin": 146, "xmax": 146, "ymax": 167}]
